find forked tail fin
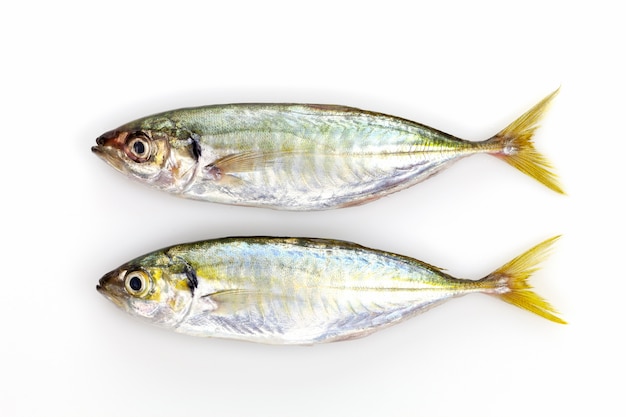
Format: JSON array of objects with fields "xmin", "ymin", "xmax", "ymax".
[
  {"xmin": 480, "ymin": 236, "xmax": 566, "ymax": 324},
  {"xmin": 486, "ymin": 89, "xmax": 564, "ymax": 194}
]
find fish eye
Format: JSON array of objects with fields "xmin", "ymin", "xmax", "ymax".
[
  {"xmin": 124, "ymin": 270, "xmax": 151, "ymax": 297},
  {"xmin": 125, "ymin": 132, "xmax": 152, "ymax": 163}
]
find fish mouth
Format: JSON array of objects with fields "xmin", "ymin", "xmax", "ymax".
[
  {"xmin": 91, "ymin": 144, "xmax": 128, "ymax": 173},
  {"xmin": 96, "ymin": 275, "xmax": 107, "ymax": 293},
  {"xmin": 96, "ymin": 270, "xmax": 127, "ymax": 308},
  {"xmin": 91, "ymin": 145, "xmax": 112, "ymax": 164},
  {"xmin": 92, "ymin": 129, "xmax": 130, "ymax": 172},
  {"xmin": 91, "ymin": 145, "xmax": 106, "ymax": 161},
  {"xmin": 91, "ymin": 144, "xmax": 112, "ymax": 159}
]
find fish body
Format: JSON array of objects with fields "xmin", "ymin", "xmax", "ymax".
[
  {"xmin": 92, "ymin": 91, "xmax": 562, "ymax": 210},
  {"xmin": 97, "ymin": 237, "xmax": 565, "ymax": 345}
]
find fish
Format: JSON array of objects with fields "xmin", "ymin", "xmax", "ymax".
[
  {"xmin": 92, "ymin": 90, "xmax": 563, "ymax": 210},
  {"xmin": 96, "ymin": 236, "xmax": 565, "ymax": 345}
]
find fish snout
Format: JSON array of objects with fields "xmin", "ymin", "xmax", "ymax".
[
  {"xmin": 96, "ymin": 269, "xmax": 130, "ymax": 309},
  {"xmin": 96, "ymin": 130, "xmax": 120, "ymax": 146},
  {"xmin": 96, "ymin": 275, "xmax": 106, "ymax": 292},
  {"xmin": 96, "ymin": 269, "xmax": 124, "ymax": 293},
  {"xmin": 91, "ymin": 131, "xmax": 130, "ymax": 171},
  {"xmin": 92, "ymin": 131, "xmax": 119, "ymax": 156},
  {"xmin": 94, "ymin": 130, "xmax": 129, "ymax": 157}
]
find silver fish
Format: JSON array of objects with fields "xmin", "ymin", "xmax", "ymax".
[
  {"xmin": 92, "ymin": 90, "xmax": 563, "ymax": 210},
  {"xmin": 97, "ymin": 236, "xmax": 565, "ymax": 345}
]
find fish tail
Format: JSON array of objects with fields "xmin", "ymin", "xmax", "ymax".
[
  {"xmin": 484, "ymin": 89, "xmax": 564, "ymax": 194},
  {"xmin": 479, "ymin": 236, "xmax": 566, "ymax": 324}
]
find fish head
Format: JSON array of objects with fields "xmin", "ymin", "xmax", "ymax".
[
  {"xmin": 97, "ymin": 251, "xmax": 194, "ymax": 328},
  {"xmin": 92, "ymin": 117, "xmax": 199, "ymax": 193}
]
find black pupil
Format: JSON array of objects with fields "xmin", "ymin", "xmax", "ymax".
[
  {"xmin": 129, "ymin": 276, "xmax": 143, "ymax": 291},
  {"xmin": 133, "ymin": 140, "xmax": 146, "ymax": 155}
]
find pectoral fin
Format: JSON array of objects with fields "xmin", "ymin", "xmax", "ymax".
[
  {"xmin": 199, "ymin": 289, "xmax": 285, "ymax": 315},
  {"xmin": 204, "ymin": 151, "xmax": 283, "ymax": 180}
]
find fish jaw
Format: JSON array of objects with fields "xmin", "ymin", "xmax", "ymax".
[
  {"xmin": 92, "ymin": 142, "xmax": 129, "ymax": 175},
  {"xmin": 96, "ymin": 269, "xmax": 131, "ymax": 310}
]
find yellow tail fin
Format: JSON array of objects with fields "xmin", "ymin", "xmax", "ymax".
[
  {"xmin": 481, "ymin": 236, "xmax": 566, "ymax": 324},
  {"xmin": 487, "ymin": 89, "xmax": 564, "ymax": 194}
]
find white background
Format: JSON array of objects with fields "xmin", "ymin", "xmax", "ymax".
[{"xmin": 1, "ymin": 1, "xmax": 623, "ymax": 416}]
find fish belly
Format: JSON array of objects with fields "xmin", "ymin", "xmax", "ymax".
[{"xmin": 178, "ymin": 290, "xmax": 453, "ymax": 344}]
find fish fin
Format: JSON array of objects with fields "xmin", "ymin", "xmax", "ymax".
[
  {"xmin": 480, "ymin": 236, "xmax": 566, "ymax": 324},
  {"xmin": 200, "ymin": 289, "xmax": 283, "ymax": 315},
  {"xmin": 201, "ymin": 288, "xmax": 254, "ymax": 302},
  {"xmin": 486, "ymin": 88, "xmax": 564, "ymax": 194},
  {"xmin": 204, "ymin": 151, "xmax": 281, "ymax": 178}
]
